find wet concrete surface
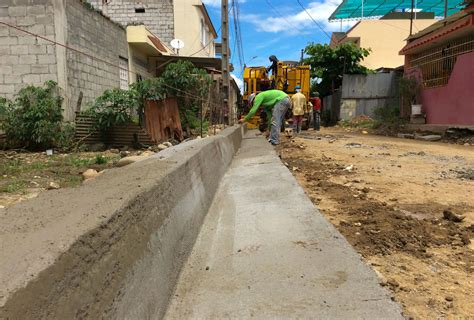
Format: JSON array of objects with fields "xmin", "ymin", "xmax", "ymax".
[{"xmin": 165, "ymin": 131, "xmax": 403, "ymax": 319}]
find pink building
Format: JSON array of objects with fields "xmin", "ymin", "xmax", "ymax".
[{"xmin": 400, "ymin": 3, "xmax": 474, "ymax": 126}]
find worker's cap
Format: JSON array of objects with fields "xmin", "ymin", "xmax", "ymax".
[
  {"xmin": 248, "ymin": 93, "xmax": 256, "ymax": 105},
  {"xmin": 295, "ymin": 85, "xmax": 301, "ymax": 89}
]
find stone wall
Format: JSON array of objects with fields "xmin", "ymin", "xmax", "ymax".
[
  {"xmin": 0, "ymin": 0, "xmax": 57, "ymax": 97},
  {"xmin": 64, "ymin": 0, "xmax": 128, "ymax": 119},
  {"xmin": 89, "ymin": 0, "xmax": 174, "ymax": 44}
]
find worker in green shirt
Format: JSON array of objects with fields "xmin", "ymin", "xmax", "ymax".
[{"xmin": 239, "ymin": 90, "xmax": 291, "ymax": 145}]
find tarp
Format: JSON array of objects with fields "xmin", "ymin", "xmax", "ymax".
[{"xmin": 329, "ymin": 0, "xmax": 465, "ymax": 21}]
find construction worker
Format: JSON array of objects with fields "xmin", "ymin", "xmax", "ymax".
[
  {"xmin": 291, "ymin": 86, "xmax": 306, "ymax": 134},
  {"xmin": 267, "ymin": 55, "xmax": 279, "ymax": 77},
  {"xmin": 267, "ymin": 55, "xmax": 279, "ymax": 89},
  {"xmin": 310, "ymin": 93, "xmax": 321, "ymax": 131},
  {"xmin": 239, "ymin": 90, "xmax": 291, "ymax": 145}
]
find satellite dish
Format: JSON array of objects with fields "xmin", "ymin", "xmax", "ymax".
[{"xmin": 170, "ymin": 39, "xmax": 185, "ymax": 55}]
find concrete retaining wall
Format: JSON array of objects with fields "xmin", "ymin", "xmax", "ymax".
[{"xmin": 0, "ymin": 125, "xmax": 245, "ymax": 319}]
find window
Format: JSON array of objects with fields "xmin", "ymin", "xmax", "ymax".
[
  {"xmin": 119, "ymin": 57, "xmax": 129, "ymax": 90},
  {"xmin": 200, "ymin": 19, "xmax": 206, "ymax": 46},
  {"xmin": 135, "ymin": 8, "xmax": 145, "ymax": 13}
]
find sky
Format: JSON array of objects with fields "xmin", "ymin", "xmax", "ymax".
[{"xmin": 201, "ymin": 0, "xmax": 356, "ymax": 88}]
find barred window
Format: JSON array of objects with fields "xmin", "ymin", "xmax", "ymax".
[{"xmin": 408, "ymin": 35, "xmax": 474, "ymax": 88}]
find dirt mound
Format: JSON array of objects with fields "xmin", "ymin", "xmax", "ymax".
[{"xmin": 286, "ymin": 154, "xmax": 473, "ymax": 260}]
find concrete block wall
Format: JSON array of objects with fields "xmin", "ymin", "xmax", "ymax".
[
  {"xmin": 0, "ymin": 0, "xmax": 57, "ymax": 97},
  {"xmin": 65, "ymin": 0, "xmax": 128, "ymax": 119},
  {"xmin": 89, "ymin": 0, "xmax": 174, "ymax": 44},
  {"xmin": 0, "ymin": 0, "xmax": 129, "ymax": 121}
]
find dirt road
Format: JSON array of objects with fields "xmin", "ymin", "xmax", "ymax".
[{"xmin": 277, "ymin": 128, "xmax": 474, "ymax": 319}]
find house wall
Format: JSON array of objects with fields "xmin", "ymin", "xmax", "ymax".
[
  {"xmin": 174, "ymin": 0, "xmax": 215, "ymax": 57},
  {"xmin": 0, "ymin": 0, "xmax": 57, "ymax": 97},
  {"xmin": 419, "ymin": 52, "xmax": 474, "ymax": 125},
  {"xmin": 342, "ymin": 19, "xmax": 437, "ymax": 69},
  {"xmin": 89, "ymin": 0, "xmax": 174, "ymax": 45},
  {"xmin": 64, "ymin": 0, "xmax": 128, "ymax": 119},
  {"xmin": 128, "ymin": 48, "xmax": 154, "ymax": 83}
]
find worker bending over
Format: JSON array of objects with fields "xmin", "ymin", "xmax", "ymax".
[{"xmin": 239, "ymin": 90, "xmax": 290, "ymax": 145}]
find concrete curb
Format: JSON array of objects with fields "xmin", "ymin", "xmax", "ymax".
[{"xmin": 0, "ymin": 125, "xmax": 246, "ymax": 319}]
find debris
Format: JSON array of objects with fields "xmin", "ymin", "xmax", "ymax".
[
  {"xmin": 292, "ymin": 167, "xmax": 300, "ymax": 172},
  {"xmin": 46, "ymin": 149, "xmax": 53, "ymax": 156},
  {"xmin": 141, "ymin": 151, "xmax": 155, "ymax": 157},
  {"xmin": 397, "ymin": 133, "xmax": 415, "ymax": 139},
  {"xmin": 345, "ymin": 143, "xmax": 362, "ymax": 148},
  {"xmin": 116, "ymin": 155, "xmax": 149, "ymax": 167},
  {"xmin": 119, "ymin": 150, "xmax": 131, "ymax": 158},
  {"xmin": 362, "ymin": 130, "xmax": 369, "ymax": 135},
  {"xmin": 415, "ymin": 135, "xmax": 442, "ymax": 142},
  {"xmin": 47, "ymin": 182, "xmax": 60, "ymax": 190},
  {"xmin": 443, "ymin": 209, "xmax": 465, "ymax": 223},
  {"xmin": 387, "ymin": 279, "xmax": 400, "ymax": 288},
  {"xmin": 158, "ymin": 144, "xmax": 168, "ymax": 151},
  {"xmin": 445, "ymin": 296, "xmax": 454, "ymax": 302},
  {"xmin": 163, "ymin": 142, "xmax": 173, "ymax": 148},
  {"xmin": 83, "ymin": 169, "xmax": 99, "ymax": 180},
  {"xmin": 329, "ymin": 139, "xmax": 336, "ymax": 143},
  {"xmin": 109, "ymin": 149, "xmax": 120, "ymax": 154},
  {"xmin": 344, "ymin": 165, "xmax": 354, "ymax": 172}
]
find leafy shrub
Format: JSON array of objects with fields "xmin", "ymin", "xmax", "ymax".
[
  {"xmin": 2, "ymin": 81, "xmax": 63, "ymax": 150},
  {"xmin": 0, "ymin": 96, "xmax": 7, "ymax": 117},
  {"xmin": 57, "ymin": 122, "xmax": 77, "ymax": 152},
  {"xmin": 95, "ymin": 154, "xmax": 107, "ymax": 164},
  {"xmin": 85, "ymin": 88, "xmax": 137, "ymax": 132},
  {"xmin": 372, "ymin": 105, "xmax": 406, "ymax": 131}
]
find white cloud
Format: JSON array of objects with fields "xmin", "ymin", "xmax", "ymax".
[{"xmin": 241, "ymin": 0, "xmax": 355, "ymax": 35}]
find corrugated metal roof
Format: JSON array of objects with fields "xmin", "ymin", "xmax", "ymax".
[{"xmin": 329, "ymin": 0, "xmax": 465, "ymax": 21}]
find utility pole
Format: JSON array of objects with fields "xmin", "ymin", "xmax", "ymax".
[
  {"xmin": 444, "ymin": 0, "xmax": 448, "ymax": 18},
  {"xmin": 221, "ymin": 0, "xmax": 231, "ymax": 124},
  {"xmin": 409, "ymin": 0, "xmax": 414, "ymax": 36}
]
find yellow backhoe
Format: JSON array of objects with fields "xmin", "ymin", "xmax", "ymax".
[{"xmin": 243, "ymin": 61, "xmax": 311, "ymax": 130}]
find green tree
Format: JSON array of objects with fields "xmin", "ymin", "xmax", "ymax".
[
  {"xmin": 159, "ymin": 60, "xmax": 212, "ymax": 134},
  {"xmin": 85, "ymin": 88, "xmax": 138, "ymax": 133},
  {"xmin": 304, "ymin": 43, "xmax": 372, "ymax": 97}
]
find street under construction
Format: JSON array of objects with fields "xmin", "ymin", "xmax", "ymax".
[{"xmin": 1, "ymin": 0, "xmax": 474, "ymax": 319}]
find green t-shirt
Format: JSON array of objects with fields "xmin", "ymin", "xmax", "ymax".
[{"xmin": 244, "ymin": 90, "xmax": 288, "ymax": 122}]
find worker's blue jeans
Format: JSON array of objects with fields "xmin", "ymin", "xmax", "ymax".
[{"xmin": 269, "ymin": 97, "xmax": 291, "ymax": 145}]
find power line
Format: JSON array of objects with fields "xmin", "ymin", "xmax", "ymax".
[
  {"xmin": 295, "ymin": 0, "xmax": 331, "ymax": 39},
  {"xmin": 232, "ymin": 0, "xmax": 245, "ymax": 74},
  {"xmin": 264, "ymin": 0, "xmax": 294, "ymax": 29}
]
